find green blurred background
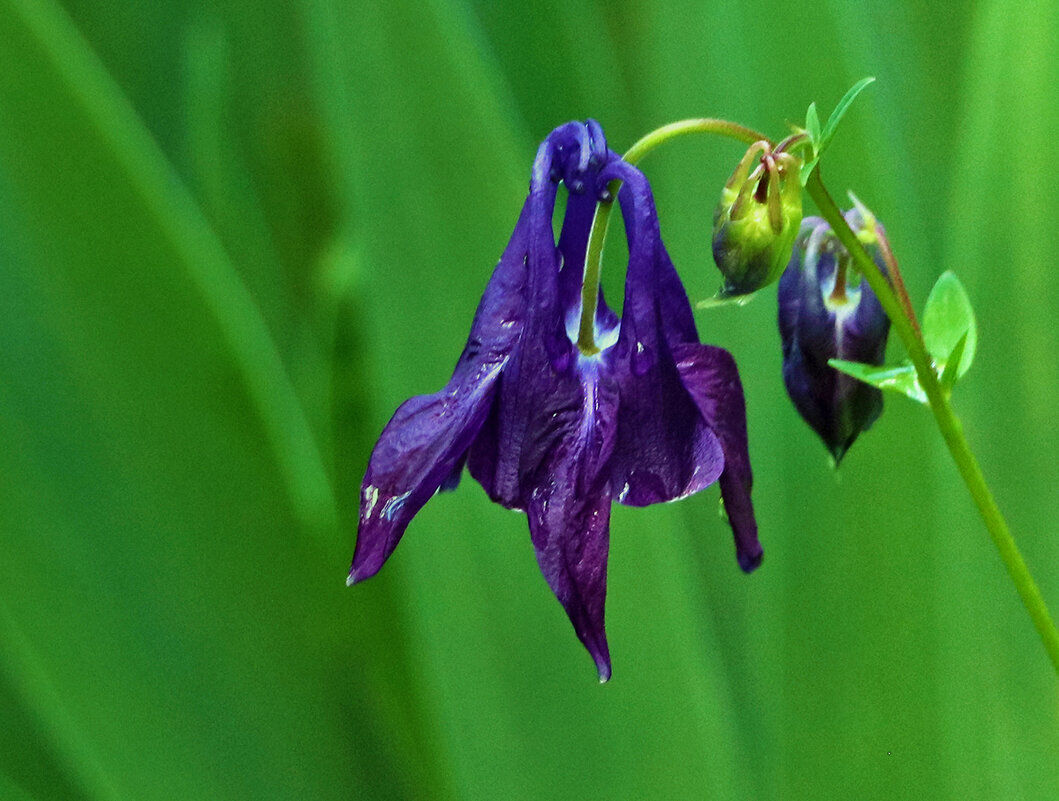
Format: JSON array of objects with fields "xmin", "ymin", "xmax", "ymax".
[{"xmin": 2, "ymin": 0, "xmax": 1058, "ymax": 798}]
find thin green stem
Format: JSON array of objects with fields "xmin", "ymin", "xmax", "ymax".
[
  {"xmin": 577, "ymin": 193, "xmax": 614, "ymax": 354},
  {"xmin": 807, "ymin": 168, "xmax": 1059, "ymax": 677},
  {"xmin": 622, "ymin": 118, "xmax": 767, "ymax": 164},
  {"xmin": 870, "ymin": 214, "xmax": 923, "ymax": 339},
  {"xmin": 774, "ymin": 131, "xmax": 812, "ymax": 155},
  {"xmin": 576, "ymin": 120, "xmax": 769, "ymax": 353}
]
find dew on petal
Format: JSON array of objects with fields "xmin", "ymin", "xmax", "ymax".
[
  {"xmin": 363, "ymin": 485, "xmax": 380, "ymax": 519},
  {"xmin": 632, "ymin": 341, "xmax": 653, "ymax": 376},
  {"xmin": 381, "ymin": 491, "xmax": 412, "ymax": 521}
]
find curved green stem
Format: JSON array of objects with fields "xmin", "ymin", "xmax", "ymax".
[
  {"xmin": 622, "ymin": 118, "xmax": 767, "ymax": 164},
  {"xmin": 576, "ymin": 119, "xmax": 768, "ymax": 354},
  {"xmin": 806, "ymin": 168, "xmax": 1059, "ymax": 677}
]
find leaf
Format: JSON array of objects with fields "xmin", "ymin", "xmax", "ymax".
[
  {"xmin": 695, "ymin": 291, "xmax": 759, "ymax": 310},
  {"xmin": 940, "ymin": 332, "xmax": 969, "ymax": 390},
  {"xmin": 799, "ymin": 155, "xmax": 820, "ymax": 186},
  {"xmin": 829, "ymin": 359, "xmax": 928, "ymax": 404},
  {"xmin": 819, "ymin": 76, "xmax": 877, "ymax": 151},
  {"xmin": 923, "ymin": 270, "xmax": 978, "ymax": 380},
  {"xmin": 805, "ymin": 101, "xmax": 822, "ymax": 147},
  {"xmin": 798, "ymin": 103, "xmax": 823, "ymax": 185},
  {"xmin": 801, "ymin": 77, "xmax": 876, "ymax": 185}
]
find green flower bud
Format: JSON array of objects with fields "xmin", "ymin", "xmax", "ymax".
[{"xmin": 712, "ymin": 142, "xmax": 803, "ymax": 297}]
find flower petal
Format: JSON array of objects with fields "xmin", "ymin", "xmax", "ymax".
[
  {"xmin": 350, "ymin": 368, "xmax": 501, "ymax": 584},
  {"xmin": 522, "ymin": 363, "xmax": 619, "ymax": 682},
  {"xmin": 348, "ymin": 201, "xmax": 533, "ymax": 583},
  {"xmin": 470, "ymin": 127, "xmax": 608, "ymax": 508},
  {"xmin": 602, "ymin": 160, "xmax": 699, "ymax": 346},
  {"xmin": 609, "ymin": 356, "xmax": 725, "ymax": 506},
  {"xmin": 601, "ymin": 161, "xmax": 725, "ymax": 506},
  {"xmin": 672, "ymin": 343, "xmax": 763, "ymax": 573},
  {"xmin": 473, "ymin": 135, "xmax": 623, "ymax": 670}
]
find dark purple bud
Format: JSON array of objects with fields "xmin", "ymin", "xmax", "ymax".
[{"xmin": 778, "ymin": 209, "xmax": 891, "ymax": 463}]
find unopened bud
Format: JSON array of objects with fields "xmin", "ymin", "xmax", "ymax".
[
  {"xmin": 778, "ymin": 209, "xmax": 891, "ymax": 463},
  {"xmin": 712, "ymin": 142, "xmax": 802, "ymax": 297}
]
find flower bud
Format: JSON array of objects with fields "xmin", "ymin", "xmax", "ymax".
[
  {"xmin": 777, "ymin": 209, "xmax": 891, "ymax": 463},
  {"xmin": 712, "ymin": 142, "xmax": 802, "ymax": 297}
]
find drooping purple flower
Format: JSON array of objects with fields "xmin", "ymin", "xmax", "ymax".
[
  {"xmin": 349, "ymin": 121, "xmax": 761, "ymax": 681},
  {"xmin": 778, "ymin": 210, "xmax": 891, "ymax": 463}
]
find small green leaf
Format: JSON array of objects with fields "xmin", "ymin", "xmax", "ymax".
[
  {"xmin": 829, "ymin": 359, "xmax": 928, "ymax": 404},
  {"xmin": 805, "ymin": 101, "xmax": 822, "ymax": 148},
  {"xmin": 695, "ymin": 291, "xmax": 758, "ymax": 310},
  {"xmin": 819, "ymin": 76, "xmax": 876, "ymax": 151},
  {"xmin": 799, "ymin": 155, "xmax": 820, "ymax": 186},
  {"xmin": 923, "ymin": 270, "xmax": 977, "ymax": 379},
  {"xmin": 940, "ymin": 333, "xmax": 969, "ymax": 390},
  {"xmin": 798, "ymin": 79, "xmax": 874, "ymax": 186}
]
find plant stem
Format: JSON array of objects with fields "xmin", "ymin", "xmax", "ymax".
[
  {"xmin": 874, "ymin": 230, "xmax": 923, "ymax": 340},
  {"xmin": 806, "ymin": 168, "xmax": 1059, "ymax": 677},
  {"xmin": 577, "ymin": 119, "xmax": 768, "ymax": 354},
  {"xmin": 622, "ymin": 118, "xmax": 768, "ymax": 164}
]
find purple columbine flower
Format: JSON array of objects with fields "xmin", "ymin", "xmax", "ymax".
[
  {"xmin": 349, "ymin": 121, "xmax": 761, "ymax": 681},
  {"xmin": 778, "ymin": 211, "xmax": 891, "ymax": 463}
]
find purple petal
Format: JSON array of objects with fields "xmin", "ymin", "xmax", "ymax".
[
  {"xmin": 672, "ymin": 343, "xmax": 763, "ymax": 573},
  {"xmin": 469, "ymin": 135, "xmax": 575, "ymax": 507},
  {"xmin": 601, "ymin": 161, "xmax": 725, "ymax": 506},
  {"xmin": 609, "ymin": 354, "xmax": 725, "ymax": 506},
  {"xmin": 351, "ymin": 372, "xmax": 500, "ymax": 583},
  {"xmin": 522, "ymin": 363, "xmax": 620, "ymax": 682},
  {"xmin": 349, "ymin": 201, "xmax": 533, "ymax": 583},
  {"xmin": 557, "ymin": 190, "xmax": 597, "ymax": 314},
  {"xmin": 603, "ymin": 160, "xmax": 699, "ymax": 347}
]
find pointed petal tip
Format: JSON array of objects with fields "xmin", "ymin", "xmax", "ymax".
[
  {"xmin": 582, "ymin": 631, "xmax": 612, "ymax": 684},
  {"xmin": 595, "ymin": 658, "xmax": 612, "ymax": 684},
  {"xmin": 828, "ymin": 444, "xmax": 848, "ymax": 468},
  {"xmin": 346, "ymin": 562, "xmax": 376, "ymax": 586},
  {"xmin": 738, "ymin": 548, "xmax": 764, "ymax": 574}
]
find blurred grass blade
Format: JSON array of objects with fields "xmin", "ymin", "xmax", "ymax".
[
  {"xmin": 0, "ymin": 0, "xmax": 336, "ymax": 533},
  {"xmin": 0, "ymin": 603, "xmax": 119, "ymax": 801},
  {"xmin": 0, "ymin": 0, "xmax": 404, "ymax": 798}
]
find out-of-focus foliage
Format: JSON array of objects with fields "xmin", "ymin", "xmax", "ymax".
[{"xmin": 1, "ymin": 0, "xmax": 1056, "ymax": 799}]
